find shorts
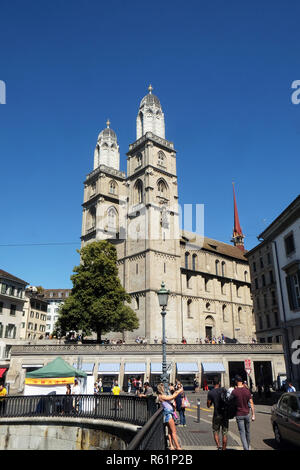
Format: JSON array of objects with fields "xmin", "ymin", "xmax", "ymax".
[
  {"xmin": 212, "ymin": 414, "xmax": 229, "ymax": 435},
  {"xmin": 163, "ymin": 410, "xmax": 174, "ymax": 423}
]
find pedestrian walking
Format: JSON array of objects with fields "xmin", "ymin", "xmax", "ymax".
[
  {"xmin": 157, "ymin": 383, "xmax": 183, "ymax": 450},
  {"xmin": 207, "ymin": 377, "xmax": 229, "ymax": 450},
  {"xmin": 230, "ymin": 375, "xmax": 255, "ymax": 450},
  {"xmin": 127, "ymin": 378, "xmax": 132, "ymax": 393}
]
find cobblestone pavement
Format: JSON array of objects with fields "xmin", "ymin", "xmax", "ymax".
[{"xmin": 175, "ymin": 391, "xmax": 277, "ymax": 450}]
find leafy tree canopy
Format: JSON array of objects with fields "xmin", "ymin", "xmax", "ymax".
[{"xmin": 55, "ymin": 240, "xmax": 139, "ymax": 342}]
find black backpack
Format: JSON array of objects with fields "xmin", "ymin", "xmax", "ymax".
[{"xmin": 218, "ymin": 388, "xmax": 237, "ymax": 419}]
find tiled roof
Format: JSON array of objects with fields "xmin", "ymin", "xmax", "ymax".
[
  {"xmin": 181, "ymin": 231, "xmax": 248, "ymax": 262},
  {"xmin": 0, "ymin": 269, "xmax": 28, "ymax": 285}
]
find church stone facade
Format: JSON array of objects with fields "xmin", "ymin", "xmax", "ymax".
[{"xmin": 81, "ymin": 86, "xmax": 255, "ymax": 344}]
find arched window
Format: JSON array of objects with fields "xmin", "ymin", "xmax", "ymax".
[
  {"xmin": 244, "ymin": 271, "xmax": 248, "ymax": 282},
  {"xmin": 157, "ymin": 179, "xmax": 168, "ymax": 197},
  {"xmin": 89, "ymin": 206, "xmax": 96, "ymax": 229},
  {"xmin": 134, "ymin": 180, "xmax": 143, "ymax": 204},
  {"xmin": 158, "ymin": 151, "xmax": 165, "ymax": 166},
  {"xmin": 215, "ymin": 260, "xmax": 220, "ymax": 276},
  {"xmin": 192, "ymin": 254, "xmax": 197, "ymax": 271},
  {"xmin": 185, "ymin": 252, "xmax": 190, "ymax": 269},
  {"xmin": 222, "ymin": 304, "xmax": 227, "ymax": 322},
  {"xmin": 238, "ymin": 307, "xmax": 242, "ymax": 323},
  {"xmin": 107, "ymin": 207, "xmax": 117, "ymax": 231},
  {"xmin": 221, "ymin": 261, "xmax": 226, "ymax": 277},
  {"xmin": 136, "ymin": 153, "xmax": 142, "ymax": 166},
  {"xmin": 206, "ymin": 302, "xmax": 210, "ymax": 311},
  {"xmin": 109, "ymin": 180, "xmax": 117, "ymax": 195}
]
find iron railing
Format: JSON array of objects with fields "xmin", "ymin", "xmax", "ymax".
[
  {"xmin": 127, "ymin": 406, "xmax": 166, "ymax": 450},
  {"xmin": 0, "ymin": 394, "xmax": 158, "ymax": 427}
]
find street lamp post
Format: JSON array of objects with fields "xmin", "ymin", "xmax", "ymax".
[{"xmin": 157, "ymin": 282, "xmax": 170, "ymax": 394}]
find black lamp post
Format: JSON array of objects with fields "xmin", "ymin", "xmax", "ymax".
[{"xmin": 157, "ymin": 282, "xmax": 170, "ymax": 394}]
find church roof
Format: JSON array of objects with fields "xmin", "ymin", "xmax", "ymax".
[
  {"xmin": 140, "ymin": 93, "xmax": 161, "ymax": 108},
  {"xmin": 98, "ymin": 119, "xmax": 117, "ymax": 141},
  {"xmin": 181, "ymin": 231, "xmax": 248, "ymax": 261},
  {"xmin": 140, "ymin": 84, "xmax": 161, "ymax": 108},
  {"xmin": 100, "ymin": 127, "xmax": 116, "ymax": 138}
]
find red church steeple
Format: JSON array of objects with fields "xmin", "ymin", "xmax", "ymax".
[{"xmin": 231, "ymin": 183, "xmax": 245, "ymax": 251}]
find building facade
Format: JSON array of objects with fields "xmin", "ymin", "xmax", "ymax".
[
  {"xmin": 80, "ymin": 86, "xmax": 255, "ymax": 344},
  {"xmin": 20, "ymin": 287, "xmax": 48, "ymax": 340},
  {"xmin": 253, "ymin": 195, "xmax": 300, "ymax": 389},
  {"xmin": 42, "ymin": 289, "xmax": 71, "ymax": 337},
  {"xmin": 245, "ymin": 241, "xmax": 282, "ymax": 344},
  {"xmin": 7, "ymin": 341, "xmax": 286, "ymax": 394},
  {"xmin": 0, "ymin": 269, "xmax": 28, "ymax": 373}
]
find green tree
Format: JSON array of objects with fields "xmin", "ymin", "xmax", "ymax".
[{"xmin": 55, "ymin": 240, "xmax": 139, "ymax": 342}]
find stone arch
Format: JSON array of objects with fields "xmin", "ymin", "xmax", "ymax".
[{"xmin": 205, "ymin": 315, "xmax": 215, "ymax": 340}]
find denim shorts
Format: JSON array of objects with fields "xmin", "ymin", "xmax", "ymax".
[{"xmin": 163, "ymin": 410, "xmax": 174, "ymax": 423}]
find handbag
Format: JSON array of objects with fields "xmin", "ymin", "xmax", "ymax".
[{"xmin": 181, "ymin": 397, "xmax": 190, "ymax": 408}]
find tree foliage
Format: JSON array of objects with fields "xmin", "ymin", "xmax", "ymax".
[{"xmin": 55, "ymin": 240, "xmax": 139, "ymax": 342}]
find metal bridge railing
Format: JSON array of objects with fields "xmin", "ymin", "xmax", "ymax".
[
  {"xmin": 127, "ymin": 406, "xmax": 166, "ymax": 450},
  {"xmin": 0, "ymin": 394, "xmax": 158, "ymax": 427}
]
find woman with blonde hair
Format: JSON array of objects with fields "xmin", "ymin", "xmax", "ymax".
[{"xmin": 157, "ymin": 383, "xmax": 183, "ymax": 450}]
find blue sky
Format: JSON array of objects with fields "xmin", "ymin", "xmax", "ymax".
[{"xmin": 0, "ymin": 0, "xmax": 299, "ymax": 288}]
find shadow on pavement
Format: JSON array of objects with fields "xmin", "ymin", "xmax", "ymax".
[{"xmin": 263, "ymin": 438, "xmax": 300, "ymax": 450}]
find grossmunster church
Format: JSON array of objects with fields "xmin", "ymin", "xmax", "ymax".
[{"xmin": 81, "ymin": 86, "xmax": 255, "ymax": 345}]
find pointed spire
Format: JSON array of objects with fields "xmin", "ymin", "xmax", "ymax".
[
  {"xmin": 148, "ymin": 84, "xmax": 153, "ymax": 94},
  {"xmin": 231, "ymin": 182, "xmax": 245, "ymax": 251},
  {"xmin": 106, "ymin": 118, "xmax": 110, "ymax": 128}
]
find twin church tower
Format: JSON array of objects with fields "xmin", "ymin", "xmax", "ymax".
[{"xmin": 81, "ymin": 86, "xmax": 253, "ymax": 344}]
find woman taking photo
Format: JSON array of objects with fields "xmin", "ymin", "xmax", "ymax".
[{"xmin": 156, "ymin": 383, "xmax": 183, "ymax": 450}]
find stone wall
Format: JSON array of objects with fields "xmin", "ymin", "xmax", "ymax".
[{"xmin": 0, "ymin": 418, "xmax": 136, "ymax": 450}]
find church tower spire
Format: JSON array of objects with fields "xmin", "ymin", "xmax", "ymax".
[
  {"xmin": 136, "ymin": 84, "xmax": 165, "ymax": 140},
  {"xmin": 93, "ymin": 119, "xmax": 120, "ymax": 171},
  {"xmin": 231, "ymin": 182, "xmax": 245, "ymax": 251}
]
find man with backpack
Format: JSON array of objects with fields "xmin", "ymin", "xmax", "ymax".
[{"xmin": 207, "ymin": 376, "xmax": 230, "ymax": 450}]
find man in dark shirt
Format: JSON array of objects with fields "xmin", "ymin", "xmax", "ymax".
[
  {"xmin": 231, "ymin": 375, "xmax": 255, "ymax": 450},
  {"xmin": 207, "ymin": 377, "xmax": 229, "ymax": 450}
]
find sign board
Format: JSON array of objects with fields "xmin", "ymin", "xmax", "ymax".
[{"xmin": 244, "ymin": 359, "xmax": 251, "ymax": 370}]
